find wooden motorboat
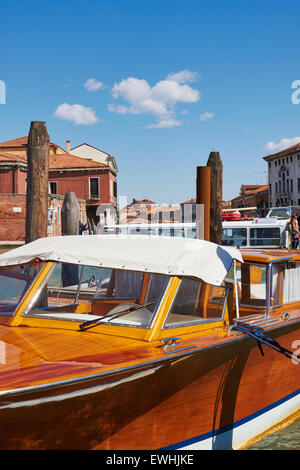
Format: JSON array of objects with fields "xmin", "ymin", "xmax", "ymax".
[{"xmin": 0, "ymin": 235, "xmax": 299, "ymax": 450}]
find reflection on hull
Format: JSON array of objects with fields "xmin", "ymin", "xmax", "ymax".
[{"xmin": 0, "ymin": 323, "xmax": 299, "ymax": 450}]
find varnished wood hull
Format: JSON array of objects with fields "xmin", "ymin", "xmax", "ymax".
[{"xmin": 0, "ymin": 321, "xmax": 299, "ymax": 450}]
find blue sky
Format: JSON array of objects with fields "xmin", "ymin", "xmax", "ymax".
[{"xmin": 1, "ymin": 0, "xmax": 300, "ymax": 204}]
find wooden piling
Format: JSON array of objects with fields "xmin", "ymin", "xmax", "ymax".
[
  {"xmin": 207, "ymin": 152, "xmax": 223, "ymax": 245},
  {"xmin": 25, "ymin": 121, "xmax": 50, "ymax": 244},
  {"xmin": 196, "ymin": 166, "xmax": 211, "ymax": 241},
  {"xmin": 61, "ymin": 192, "xmax": 79, "ymax": 236},
  {"xmin": 61, "ymin": 192, "xmax": 80, "ymax": 287}
]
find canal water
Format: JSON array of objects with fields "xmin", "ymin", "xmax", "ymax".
[{"xmin": 247, "ymin": 418, "xmax": 300, "ymax": 450}]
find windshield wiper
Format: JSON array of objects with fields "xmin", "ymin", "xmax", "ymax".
[{"xmin": 79, "ymin": 302, "xmax": 154, "ymax": 331}]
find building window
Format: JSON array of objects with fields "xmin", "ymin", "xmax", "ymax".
[
  {"xmin": 89, "ymin": 177, "xmax": 100, "ymax": 199},
  {"xmin": 275, "ymin": 160, "xmax": 278, "ymax": 167},
  {"xmin": 49, "ymin": 182, "xmax": 58, "ymax": 194},
  {"xmin": 269, "ymin": 183, "xmax": 272, "ymax": 195},
  {"xmin": 287, "ymin": 179, "xmax": 289, "ymax": 192},
  {"xmin": 290, "ymin": 156, "xmax": 293, "ymax": 162},
  {"xmin": 113, "ymin": 181, "xmax": 117, "ymax": 198},
  {"xmin": 291, "ymin": 179, "xmax": 294, "ymax": 193},
  {"xmin": 275, "ymin": 182, "xmax": 278, "ymax": 193},
  {"xmin": 298, "ymin": 178, "xmax": 300, "ymax": 192}
]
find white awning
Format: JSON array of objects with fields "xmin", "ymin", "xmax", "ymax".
[{"xmin": 0, "ymin": 235, "xmax": 243, "ymax": 286}]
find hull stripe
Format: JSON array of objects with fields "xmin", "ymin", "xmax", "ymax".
[{"xmin": 161, "ymin": 387, "xmax": 300, "ymax": 449}]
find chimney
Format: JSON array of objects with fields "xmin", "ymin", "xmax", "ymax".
[{"xmin": 66, "ymin": 140, "xmax": 71, "ymax": 153}]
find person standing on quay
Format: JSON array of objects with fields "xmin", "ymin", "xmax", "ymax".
[{"xmin": 290, "ymin": 215, "xmax": 300, "ymax": 249}]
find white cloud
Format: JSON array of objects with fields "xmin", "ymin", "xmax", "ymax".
[
  {"xmin": 265, "ymin": 137, "xmax": 300, "ymax": 152},
  {"xmin": 200, "ymin": 111, "xmax": 214, "ymax": 121},
  {"xmin": 151, "ymin": 80, "xmax": 200, "ymax": 104},
  {"xmin": 145, "ymin": 117, "xmax": 182, "ymax": 129},
  {"xmin": 107, "ymin": 103, "xmax": 129, "ymax": 114},
  {"xmin": 84, "ymin": 78, "xmax": 103, "ymax": 91},
  {"xmin": 166, "ymin": 70, "xmax": 200, "ymax": 84},
  {"xmin": 54, "ymin": 103, "xmax": 99, "ymax": 125},
  {"xmin": 109, "ymin": 71, "xmax": 200, "ymax": 128}
]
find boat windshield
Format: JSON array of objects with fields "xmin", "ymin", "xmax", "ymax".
[
  {"xmin": 0, "ymin": 262, "xmax": 44, "ymax": 316},
  {"xmin": 164, "ymin": 277, "xmax": 229, "ymax": 327},
  {"xmin": 23, "ymin": 262, "xmax": 170, "ymax": 329}
]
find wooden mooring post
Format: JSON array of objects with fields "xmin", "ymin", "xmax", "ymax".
[
  {"xmin": 25, "ymin": 121, "xmax": 50, "ymax": 244},
  {"xmin": 196, "ymin": 151, "xmax": 223, "ymax": 243},
  {"xmin": 61, "ymin": 192, "xmax": 80, "ymax": 287},
  {"xmin": 196, "ymin": 166, "xmax": 210, "ymax": 241},
  {"xmin": 61, "ymin": 192, "xmax": 79, "ymax": 236},
  {"xmin": 207, "ymin": 151, "xmax": 223, "ymax": 245}
]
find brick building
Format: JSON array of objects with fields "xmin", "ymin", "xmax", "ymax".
[
  {"xmin": 230, "ymin": 184, "xmax": 269, "ymax": 216},
  {"xmin": 0, "ymin": 136, "xmax": 118, "ymax": 240}
]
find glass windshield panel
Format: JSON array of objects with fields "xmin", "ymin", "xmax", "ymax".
[
  {"xmin": 164, "ymin": 277, "xmax": 227, "ymax": 327},
  {"xmin": 0, "ymin": 263, "xmax": 44, "ymax": 316},
  {"xmin": 222, "ymin": 228, "xmax": 247, "ymax": 247},
  {"xmin": 25, "ymin": 263, "xmax": 169, "ymax": 329},
  {"xmin": 268, "ymin": 208, "xmax": 290, "ymax": 219}
]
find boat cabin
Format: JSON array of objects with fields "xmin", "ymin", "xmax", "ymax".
[{"xmin": 0, "ymin": 236, "xmax": 299, "ymax": 341}]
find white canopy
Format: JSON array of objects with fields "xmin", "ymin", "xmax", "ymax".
[{"xmin": 0, "ymin": 235, "xmax": 243, "ymax": 286}]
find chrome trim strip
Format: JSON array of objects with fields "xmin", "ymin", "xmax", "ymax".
[{"xmin": 163, "ymin": 345, "xmax": 196, "ymax": 355}]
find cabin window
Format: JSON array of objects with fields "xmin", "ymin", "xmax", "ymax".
[
  {"xmin": 0, "ymin": 263, "xmax": 43, "ymax": 316},
  {"xmin": 173, "ymin": 228, "xmax": 185, "ymax": 238},
  {"xmin": 128, "ymin": 227, "xmax": 156, "ymax": 235},
  {"xmin": 232, "ymin": 262, "xmax": 267, "ymax": 308},
  {"xmin": 222, "ymin": 228, "xmax": 247, "ymax": 247},
  {"xmin": 271, "ymin": 264, "xmax": 284, "ymax": 307},
  {"xmin": 158, "ymin": 228, "xmax": 175, "ymax": 237},
  {"xmin": 185, "ymin": 228, "xmax": 196, "ymax": 239},
  {"xmin": 163, "ymin": 277, "xmax": 228, "ymax": 328},
  {"xmin": 249, "ymin": 227, "xmax": 281, "ymax": 246},
  {"xmin": 283, "ymin": 262, "xmax": 300, "ymax": 303},
  {"xmin": 228, "ymin": 262, "xmax": 284, "ymax": 310}
]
